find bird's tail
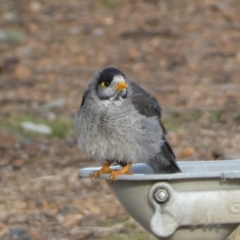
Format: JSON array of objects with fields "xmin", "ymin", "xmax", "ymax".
[{"xmin": 148, "ymin": 140, "xmax": 181, "ymax": 174}]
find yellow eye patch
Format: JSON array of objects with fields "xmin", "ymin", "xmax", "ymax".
[
  {"xmin": 101, "ymin": 82, "xmax": 107, "ymax": 88},
  {"xmin": 100, "ymin": 81, "xmax": 110, "ymax": 88}
]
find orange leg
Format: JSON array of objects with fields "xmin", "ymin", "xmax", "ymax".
[
  {"xmin": 92, "ymin": 160, "xmax": 114, "ymax": 179},
  {"xmin": 110, "ymin": 163, "xmax": 133, "ymax": 181}
]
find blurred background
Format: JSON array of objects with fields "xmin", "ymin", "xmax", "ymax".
[{"xmin": 0, "ymin": 0, "xmax": 240, "ymax": 239}]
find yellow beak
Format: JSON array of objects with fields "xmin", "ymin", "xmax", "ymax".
[{"xmin": 115, "ymin": 81, "xmax": 128, "ymax": 91}]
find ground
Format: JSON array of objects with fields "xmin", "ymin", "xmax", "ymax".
[{"xmin": 0, "ymin": 0, "xmax": 240, "ymax": 239}]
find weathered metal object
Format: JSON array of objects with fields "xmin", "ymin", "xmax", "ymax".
[{"xmin": 79, "ymin": 160, "xmax": 240, "ymax": 240}]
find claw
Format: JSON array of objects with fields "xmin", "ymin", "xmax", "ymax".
[
  {"xmin": 91, "ymin": 160, "xmax": 114, "ymax": 179},
  {"xmin": 110, "ymin": 163, "xmax": 133, "ymax": 181}
]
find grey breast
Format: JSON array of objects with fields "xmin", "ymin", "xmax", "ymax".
[{"xmin": 75, "ymin": 90, "xmax": 163, "ymax": 164}]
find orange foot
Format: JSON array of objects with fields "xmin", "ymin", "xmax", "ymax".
[
  {"xmin": 92, "ymin": 160, "xmax": 114, "ymax": 179},
  {"xmin": 110, "ymin": 163, "xmax": 133, "ymax": 181}
]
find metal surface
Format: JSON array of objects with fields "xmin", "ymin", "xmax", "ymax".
[
  {"xmin": 79, "ymin": 160, "xmax": 240, "ymax": 180},
  {"xmin": 79, "ymin": 160, "xmax": 240, "ymax": 240},
  {"xmin": 149, "ymin": 182, "xmax": 240, "ymax": 238},
  {"xmin": 154, "ymin": 188, "xmax": 169, "ymax": 203}
]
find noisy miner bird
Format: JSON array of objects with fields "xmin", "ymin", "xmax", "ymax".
[{"xmin": 75, "ymin": 67, "xmax": 181, "ymax": 180}]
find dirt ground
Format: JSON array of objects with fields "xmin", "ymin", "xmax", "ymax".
[{"xmin": 0, "ymin": 0, "xmax": 240, "ymax": 239}]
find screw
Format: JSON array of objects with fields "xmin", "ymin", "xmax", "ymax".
[{"xmin": 155, "ymin": 188, "xmax": 169, "ymax": 203}]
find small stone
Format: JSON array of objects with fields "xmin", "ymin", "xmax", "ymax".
[
  {"xmin": 22, "ymin": 144, "xmax": 41, "ymax": 157},
  {"xmin": 107, "ymin": 209, "xmax": 118, "ymax": 219},
  {"xmin": 8, "ymin": 213, "xmax": 28, "ymax": 224},
  {"xmin": 104, "ymin": 17, "xmax": 114, "ymax": 25},
  {"xmin": 150, "ymin": 37, "xmax": 161, "ymax": 48},
  {"xmin": 28, "ymin": 228, "xmax": 44, "ymax": 240},
  {"xmin": 92, "ymin": 28, "xmax": 104, "ymax": 36},
  {"xmin": 28, "ymin": 23, "xmax": 40, "ymax": 33},
  {"xmin": 61, "ymin": 214, "xmax": 83, "ymax": 228},
  {"xmin": 0, "ymin": 210, "xmax": 8, "ymax": 222},
  {"xmin": 128, "ymin": 48, "xmax": 139, "ymax": 61},
  {"xmin": 212, "ymin": 149, "xmax": 224, "ymax": 159},
  {"xmin": 16, "ymin": 46, "xmax": 33, "ymax": 57},
  {"xmin": 47, "ymin": 112, "xmax": 57, "ymax": 121},
  {"xmin": 42, "ymin": 208, "xmax": 58, "ymax": 218},
  {"xmin": 43, "ymin": 73, "xmax": 56, "ymax": 84},
  {"xmin": 70, "ymin": 27, "xmax": 81, "ymax": 35},
  {"xmin": 0, "ymin": 223, "xmax": 9, "ymax": 238},
  {"xmin": 29, "ymin": 1, "xmax": 42, "ymax": 14},
  {"xmin": 3, "ymin": 12, "xmax": 16, "ymax": 21},
  {"xmin": 236, "ymin": 52, "xmax": 240, "ymax": 62},
  {"xmin": 12, "ymin": 159, "xmax": 24, "ymax": 169},
  {"xmin": 21, "ymin": 122, "xmax": 52, "ymax": 135},
  {"xmin": 13, "ymin": 65, "xmax": 32, "ymax": 81},
  {"xmin": 56, "ymin": 214, "xmax": 64, "ymax": 223},
  {"xmin": 74, "ymin": 55, "xmax": 88, "ymax": 66},
  {"xmin": 9, "ymin": 228, "xmax": 32, "ymax": 240},
  {"xmin": 180, "ymin": 147, "xmax": 196, "ymax": 158},
  {"xmin": 0, "ymin": 132, "xmax": 15, "ymax": 148}
]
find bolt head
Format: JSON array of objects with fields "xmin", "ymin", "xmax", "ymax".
[{"xmin": 155, "ymin": 188, "xmax": 169, "ymax": 203}]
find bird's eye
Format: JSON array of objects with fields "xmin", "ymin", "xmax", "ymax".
[{"xmin": 101, "ymin": 81, "xmax": 110, "ymax": 88}]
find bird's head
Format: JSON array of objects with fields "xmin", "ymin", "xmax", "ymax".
[{"xmin": 94, "ymin": 67, "xmax": 128, "ymax": 101}]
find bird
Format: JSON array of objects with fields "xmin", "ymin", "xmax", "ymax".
[{"xmin": 75, "ymin": 67, "xmax": 181, "ymax": 180}]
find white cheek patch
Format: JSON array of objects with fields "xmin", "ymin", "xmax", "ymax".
[
  {"xmin": 100, "ymin": 74, "xmax": 126, "ymax": 107},
  {"xmin": 112, "ymin": 75, "xmax": 125, "ymax": 85}
]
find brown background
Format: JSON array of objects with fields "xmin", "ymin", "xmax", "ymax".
[{"xmin": 0, "ymin": 0, "xmax": 240, "ymax": 239}]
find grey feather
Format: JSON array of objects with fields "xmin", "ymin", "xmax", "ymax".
[
  {"xmin": 127, "ymin": 81, "xmax": 181, "ymax": 173},
  {"xmin": 128, "ymin": 81, "xmax": 162, "ymax": 117},
  {"xmin": 75, "ymin": 67, "xmax": 181, "ymax": 174}
]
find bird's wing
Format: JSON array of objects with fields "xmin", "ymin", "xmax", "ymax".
[
  {"xmin": 129, "ymin": 81, "xmax": 181, "ymax": 173},
  {"xmin": 80, "ymin": 88, "xmax": 91, "ymax": 108},
  {"xmin": 129, "ymin": 81, "xmax": 162, "ymax": 118},
  {"xmin": 75, "ymin": 88, "xmax": 92, "ymax": 132}
]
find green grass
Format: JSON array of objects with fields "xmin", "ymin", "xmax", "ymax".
[
  {"xmin": 0, "ymin": 113, "xmax": 73, "ymax": 140},
  {"xmin": 100, "ymin": 0, "xmax": 121, "ymax": 8},
  {"xmin": 163, "ymin": 110, "xmax": 224, "ymax": 132},
  {"xmin": 49, "ymin": 117, "xmax": 73, "ymax": 138},
  {"xmin": 207, "ymin": 111, "xmax": 222, "ymax": 122},
  {"xmin": 233, "ymin": 113, "xmax": 240, "ymax": 122}
]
